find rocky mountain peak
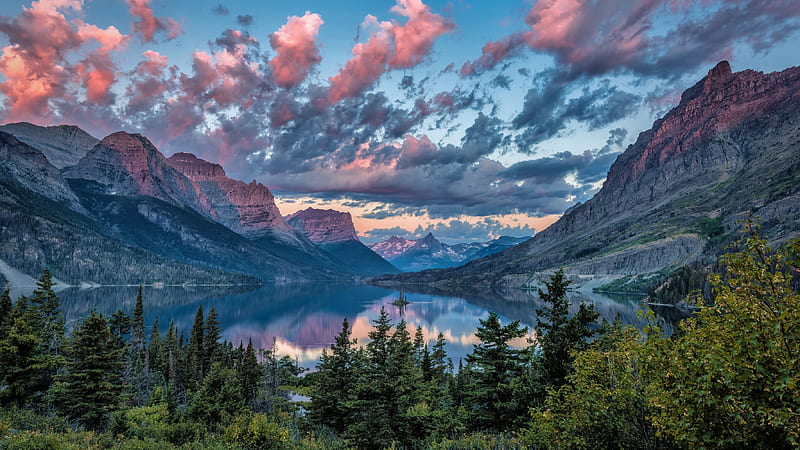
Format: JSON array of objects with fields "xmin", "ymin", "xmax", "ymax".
[
  {"xmin": 0, "ymin": 122, "xmax": 98, "ymax": 168},
  {"xmin": 167, "ymin": 152, "xmax": 227, "ymax": 181},
  {"xmin": 65, "ymin": 131, "xmax": 214, "ymax": 217},
  {"xmin": 166, "ymin": 152, "xmax": 291, "ymax": 237},
  {"xmin": 285, "ymin": 208, "xmax": 359, "ymax": 244}
]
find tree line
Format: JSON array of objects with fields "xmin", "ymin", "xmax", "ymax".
[{"xmin": 0, "ymin": 222, "xmax": 798, "ymax": 449}]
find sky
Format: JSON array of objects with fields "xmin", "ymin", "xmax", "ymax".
[{"xmin": 0, "ymin": 0, "xmax": 798, "ymax": 244}]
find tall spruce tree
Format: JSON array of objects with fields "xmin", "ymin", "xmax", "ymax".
[
  {"xmin": 239, "ymin": 338, "xmax": 261, "ymax": 408},
  {"xmin": 308, "ymin": 317, "xmax": 359, "ymax": 434},
  {"xmin": 0, "ymin": 289, "xmax": 12, "ymax": 339},
  {"xmin": 29, "ymin": 270, "xmax": 66, "ymax": 398},
  {"xmin": 204, "ymin": 307, "xmax": 222, "ymax": 371},
  {"xmin": 50, "ymin": 311, "xmax": 125, "ymax": 430},
  {"xmin": 188, "ymin": 305, "xmax": 205, "ymax": 387},
  {"xmin": 127, "ymin": 286, "xmax": 149, "ymax": 406},
  {"xmin": 0, "ymin": 297, "xmax": 44, "ymax": 407},
  {"xmin": 465, "ymin": 312, "xmax": 528, "ymax": 431},
  {"xmin": 535, "ymin": 269, "xmax": 600, "ymax": 389}
]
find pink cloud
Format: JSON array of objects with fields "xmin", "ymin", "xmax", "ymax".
[
  {"xmin": 460, "ymin": 32, "xmax": 527, "ymax": 76},
  {"xmin": 387, "ymin": 0, "xmax": 455, "ymax": 69},
  {"xmin": 328, "ymin": 0, "xmax": 453, "ymax": 104},
  {"xmin": 0, "ymin": 0, "xmax": 128, "ymax": 121},
  {"xmin": 268, "ymin": 12, "xmax": 324, "ymax": 88},
  {"xmin": 125, "ymin": 50, "xmax": 169, "ymax": 114},
  {"xmin": 126, "ymin": 0, "xmax": 182, "ymax": 43}
]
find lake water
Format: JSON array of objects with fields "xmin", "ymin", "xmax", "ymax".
[{"xmin": 49, "ymin": 283, "xmax": 665, "ymax": 369}]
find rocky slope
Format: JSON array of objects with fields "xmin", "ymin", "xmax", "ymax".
[
  {"xmin": 0, "ymin": 122, "xmax": 98, "ymax": 168},
  {"xmin": 167, "ymin": 152, "xmax": 293, "ymax": 238},
  {"xmin": 375, "ymin": 61, "xmax": 800, "ymax": 289},
  {"xmin": 0, "ymin": 128, "xmax": 355, "ymax": 285},
  {"xmin": 64, "ymin": 132, "xmax": 214, "ymax": 218},
  {"xmin": 369, "ymin": 233, "xmax": 529, "ymax": 272},
  {"xmin": 287, "ymin": 208, "xmax": 399, "ymax": 276}
]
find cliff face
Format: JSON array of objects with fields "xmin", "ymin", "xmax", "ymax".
[
  {"xmin": 286, "ymin": 208, "xmax": 400, "ymax": 276},
  {"xmin": 285, "ymin": 208, "xmax": 359, "ymax": 244},
  {"xmin": 0, "ymin": 122, "xmax": 98, "ymax": 169},
  {"xmin": 377, "ymin": 62, "xmax": 800, "ymax": 288},
  {"xmin": 65, "ymin": 132, "xmax": 214, "ymax": 218},
  {"xmin": 167, "ymin": 152, "xmax": 291, "ymax": 238},
  {"xmin": 0, "ymin": 131, "xmax": 85, "ymax": 212}
]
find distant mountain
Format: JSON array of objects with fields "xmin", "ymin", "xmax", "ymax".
[
  {"xmin": 0, "ymin": 128, "xmax": 355, "ymax": 285},
  {"xmin": 374, "ymin": 62, "xmax": 800, "ymax": 290},
  {"xmin": 369, "ymin": 233, "xmax": 529, "ymax": 272},
  {"xmin": 0, "ymin": 122, "xmax": 98, "ymax": 169},
  {"xmin": 286, "ymin": 208, "xmax": 400, "ymax": 276}
]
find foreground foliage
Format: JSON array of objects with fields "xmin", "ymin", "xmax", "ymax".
[{"xmin": 1, "ymin": 224, "xmax": 798, "ymax": 449}]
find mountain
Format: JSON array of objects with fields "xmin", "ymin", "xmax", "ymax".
[
  {"xmin": 1, "ymin": 128, "xmax": 352, "ymax": 285},
  {"xmin": 64, "ymin": 132, "xmax": 215, "ymax": 218},
  {"xmin": 0, "ymin": 130, "xmax": 250, "ymax": 286},
  {"xmin": 369, "ymin": 233, "xmax": 529, "ymax": 272},
  {"xmin": 0, "ymin": 122, "xmax": 98, "ymax": 169},
  {"xmin": 166, "ymin": 152, "xmax": 294, "ymax": 240},
  {"xmin": 374, "ymin": 62, "xmax": 800, "ymax": 290},
  {"xmin": 286, "ymin": 208, "xmax": 400, "ymax": 276}
]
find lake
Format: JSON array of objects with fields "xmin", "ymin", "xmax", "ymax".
[{"xmin": 49, "ymin": 283, "xmax": 666, "ymax": 369}]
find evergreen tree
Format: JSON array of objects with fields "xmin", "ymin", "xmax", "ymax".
[
  {"xmin": 0, "ymin": 298, "xmax": 44, "ymax": 407},
  {"xmin": 535, "ymin": 269, "xmax": 600, "ymax": 389},
  {"xmin": 0, "ymin": 288, "xmax": 12, "ymax": 339},
  {"xmin": 308, "ymin": 317, "xmax": 359, "ymax": 434},
  {"xmin": 50, "ymin": 311, "xmax": 125, "ymax": 430},
  {"xmin": 465, "ymin": 312, "xmax": 527, "ymax": 431},
  {"xmin": 126, "ymin": 285, "xmax": 149, "ymax": 406},
  {"xmin": 430, "ymin": 332, "xmax": 449, "ymax": 384},
  {"xmin": 188, "ymin": 305, "xmax": 205, "ymax": 387},
  {"xmin": 109, "ymin": 310, "xmax": 131, "ymax": 339},
  {"xmin": 29, "ymin": 270, "xmax": 66, "ymax": 398},
  {"xmin": 189, "ymin": 362, "xmax": 244, "ymax": 429},
  {"xmin": 204, "ymin": 307, "xmax": 222, "ymax": 371},
  {"xmin": 239, "ymin": 338, "xmax": 261, "ymax": 408}
]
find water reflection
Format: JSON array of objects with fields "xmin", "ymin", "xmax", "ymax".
[{"xmin": 54, "ymin": 283, "xmax": 668, "ymax": 368}]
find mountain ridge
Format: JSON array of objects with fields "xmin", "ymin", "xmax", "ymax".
[{"xmin": 373, "ymin": 62, "xmax": 800, "ymax": 290}]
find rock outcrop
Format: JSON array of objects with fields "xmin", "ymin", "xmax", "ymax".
[
  {"xmin": 285, "ymin": 208, "xmax": 359, "ymax": 244},
  {"xmin": 65, "ymin": 132, "xmax": 214, "ymax": 217},
  {"xmin": 375, "ymin": 62, "xmax": 800, "ymax": 289},
  {"xmin": 0, "ymin": 131, "xmax": 85, "ymax": 212},
  {"xmin": 167, "ymin": 152, "xmax": 291, "ymax": 238},
  {"xmin": 0, "ymin": 122, "xmax": 98, "ymax": 168},
  {"xmin": 287, "ymin": 208, "xmax": 399, "ymax": 276}
]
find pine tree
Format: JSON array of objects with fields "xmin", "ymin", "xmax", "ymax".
[
  {"xmin": 109, "ymin": 310, "xmax": 131, "ymax": 339},
  {"xmin": 204, "ymin": 307, "xmax": 222, "ymax": 370},
  {"xmin": 50, "ymin": 311, "xmax": 125, "ymax": 430},
  {"xmin": 535, "ymin": 269, "xmax": 600, "ymax": 389},
  {"xmin": 188, "ymin": 305, "xmax": 205, "ymax": 387},
  {"xmin": 29, "ymin": 270, "xmax": 66, "ymax": 398},
  {"xmin": 239, "ymin": 338, "xmax": 261, "ymax": 408},
  {"xmin": 430, "ymin": 332, "xmax": 449, "ymax": 383},
  {"xmin": 0, "ymin": 298, "xmax": 44, "ymax": 407},
  {"xmin": 126, "ymin": 285, "xmax": 149, "ymax": 406},
  {"xmin": 465, "ymin": 312, "xmax": 528, "ymax": 431},
  {"xmin": 0, "ymin": 289, "xmax": 12, "ymax": 339},
  {"xmin": 189, "ymin": 362, "xmax": 244, "ymax": 429},
  {"xmin": 308, "ymin": 317, "xmax": 359, "ymax": 434}
]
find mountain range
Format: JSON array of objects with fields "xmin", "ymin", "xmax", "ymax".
[
  {"xmin": 368, "ymin": 233, "xmax": 529, "ymax": 272},
  {"xmin": 373, "ymin": 62, "xmax": 800, "ymax": 291},
  {"xmin": 0, "ymin": 126, "xmax": 399, "ymax": 286}
]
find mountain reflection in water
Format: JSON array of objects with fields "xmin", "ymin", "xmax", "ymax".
[{"xmin": 55, "ymin": 283, "xmax": 669, "ymax": 367}]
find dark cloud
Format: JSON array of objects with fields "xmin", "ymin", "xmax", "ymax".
[
  {"xmin": 512, "ymin": 72, "xmax": 639, "ymax": 149},
  {"xmin": 237, "ymin": 14, "xmax": 253, "ymax": 27},
  {"xmin": 212, "ymin": 5, "xmax": 229, "ymax": 16}
]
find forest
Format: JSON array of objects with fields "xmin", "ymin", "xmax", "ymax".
[{"xmin": 0, "ymin": 223, "xmax": 798, "ymax": 449}]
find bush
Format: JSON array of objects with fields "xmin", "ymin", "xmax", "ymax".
[{"xmin": 224, "ymin": 413, "xmax": 290, "ymax": 449}]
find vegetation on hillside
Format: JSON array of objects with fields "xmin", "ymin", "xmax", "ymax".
[{"xmin": 0, "ymin": 223, "xmax": 798, "ymax": 448}]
